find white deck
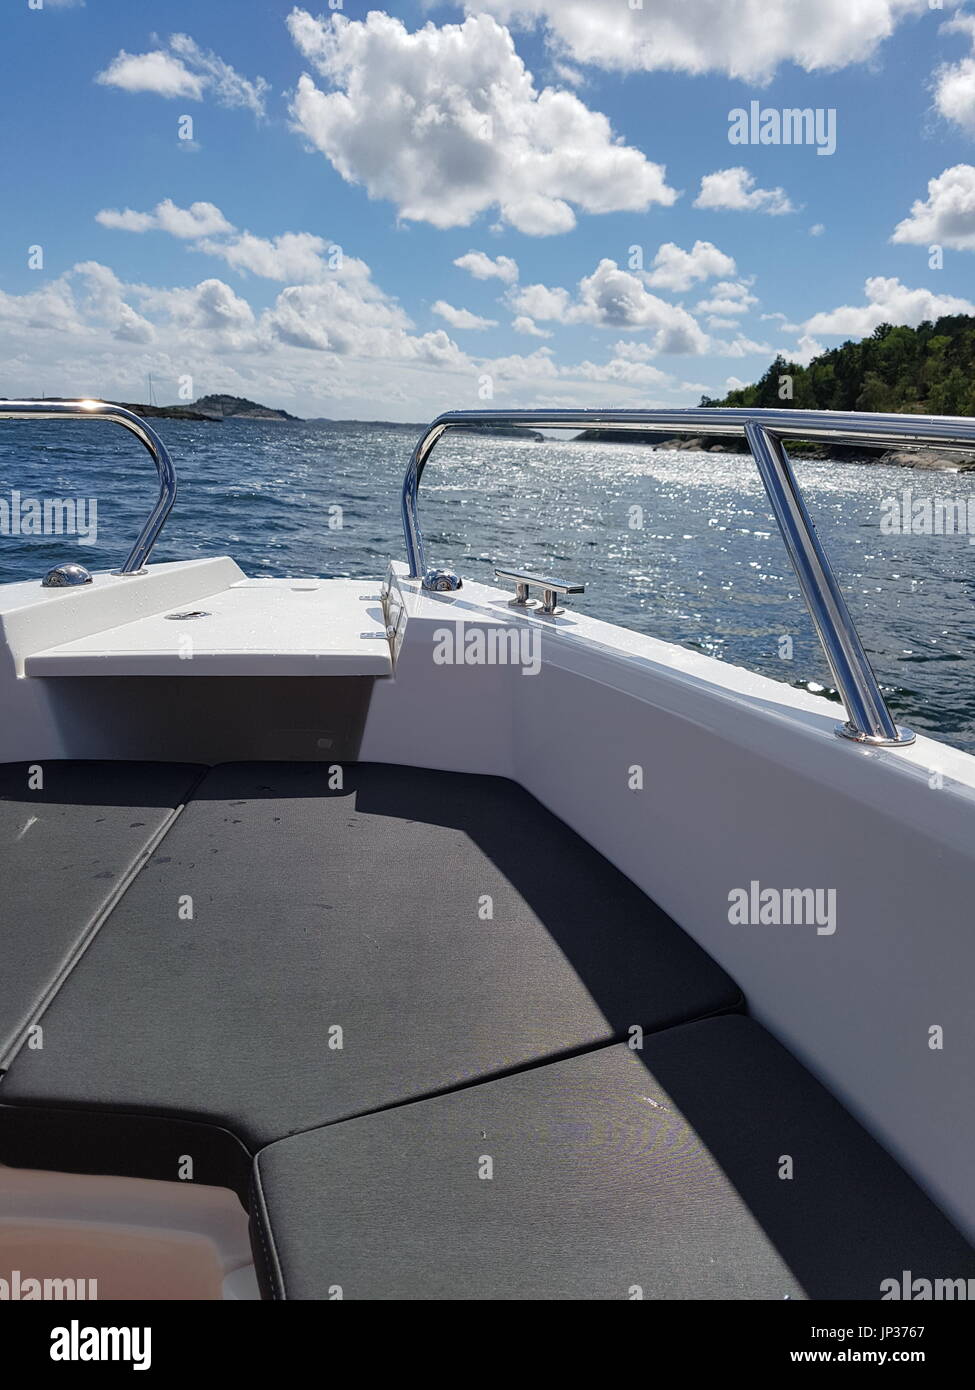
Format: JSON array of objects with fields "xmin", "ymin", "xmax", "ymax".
[{"xmin": 23, "ymin": 578, "xmax": 391, "ymax": 677}]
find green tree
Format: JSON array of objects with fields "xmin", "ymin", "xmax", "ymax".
[
  {"xmin": 703, "ymin": 316, "xmax": 975, "ymax": 418},
  {"xmin": 856, "ymin": 371, "xmax": 893, "ymax": 413}
]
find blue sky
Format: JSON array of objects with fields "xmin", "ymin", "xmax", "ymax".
[{"xmin": 3, "ymin": 0, "xmax": 975, "ymax": 418}]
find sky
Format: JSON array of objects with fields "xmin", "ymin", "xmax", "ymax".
[{"xmin": 3, "ymin": 0, "xmax": 975, "ymax": 420}]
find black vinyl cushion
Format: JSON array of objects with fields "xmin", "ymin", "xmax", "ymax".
[
  {"xmin": 251, "ymin": 1016, "xmax": 975, "ymax": 1301},
  {"xmin": 0, "ymin": 761, "xmax": 202, "ymax": 1067},
  {"xmin": 0, "ymin": 762, "xmax": 740, "ymax": 1149}
]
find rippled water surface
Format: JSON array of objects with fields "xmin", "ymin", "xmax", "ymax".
[{"xmin": 1, "ymin": 418, "xmax": 972, "ymax": 752}]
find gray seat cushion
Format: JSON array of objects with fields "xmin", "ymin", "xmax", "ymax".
[
  {"xmin": 0, "ymin": 762, "xmax": 739, "ymax": 1150},
  {"xmin": 0, "ymin": 761, "xmax": 202, "ymax": 1067},
  {"xmin": 251, "ymin": 1016, "xmax": 975, "ymax": 1301}
]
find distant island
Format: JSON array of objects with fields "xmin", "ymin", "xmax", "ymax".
[
  {"xmin": 116, "ymin": 393, "xmax": 299, "ymax": 422},
  {"xmin": 576, "ymin": 318, "xmax": 975, "ymax": 470},
  {"xmin": 3, "ymin": 393, "xmax": 299, "ymax": 422}
]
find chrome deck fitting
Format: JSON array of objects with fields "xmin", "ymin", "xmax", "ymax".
[
  {"xmin": 422, "ymin": 569, "xmax": 462, "ymax": 593},
  {"xmin": 494, "ymin": 566, "xmax": 585, "ymax": 616},
  {"xmin": 42, "ymin": 563, "xmax": 92, "ymax": 588}
]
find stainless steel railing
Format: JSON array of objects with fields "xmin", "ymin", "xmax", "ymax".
[
  {"xmin": 0, "ymin": 399, "xmax": 177, "ymax": 574},
  {"xmin": 401, "ymin": 407, "xmax": 975, "ymax": 746}
]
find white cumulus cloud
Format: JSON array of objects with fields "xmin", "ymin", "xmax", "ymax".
[
  {"xmin": 762, "ymin": 311, "xmax": 802, "ymax": 332},
  {"xmin": 96, "ymin": 200, "xmax": 353, "ymax": 284},
  {"xmin": 695, "ymin": 281, "xmax": 759, "ymax": 317},
  {"xmin": 713, "ymin": 334, "xmax": 773, "ymax": 358},
  {"xmin": 454, "ymin": 251, "xmax": 519, "ymax": 284},
  {"xmin": 804, "ymin": 276, "xmax": 975, "ymax": 336},
  {"xmin": 932, "ymin": 14, "xmax": 975, "ymax": 135},
  {"xmin": 644, "ymin": 241, "xmax": 737, "ymax": 292},
  {"xmin": 456, "ymin": 0, "xmax": 929, "ymax": 81},
  {"xmin": 0, "ymin": 276, "xmax": 84, "ymax": 336},
  {"xmin": 96, "ymin": 49, "xmax": 204, "ymax": 100},
  {"xmin": 791, "ymin": 335, "xmax": 825, "ymax": 365},
  {"xmin": 511, "ymin": 315, "xmax": 551, "ymax": 337},
  {"xmin": 286, "ymin": 10, "xmax": 676, "ymax": 234},
  {"xmin": 93, "ymin": 199, "xmax": 464, "ymax": 361},
  {"xmin": 96, "ymin": 34, "xmax": 268, "ymax": 116},
  {"xmin": 510, "ymin": 259, "xmax": 710, "ymax": 353},
  {"xmin": 75, "ymin": 262, "xmax": 156, "ymax": 344},
  {"xmin": 891, "ymin": 164, "xmax": 975, "ymax": 250},
  {"xmin": 694, "ymin": 168, "xmax": 796, "ymax": 215},
  {"xmin": 134, "ymin": 277, "xmax": 257, "ymax": 346},
  {"xmin": 432, "ymin": 301, "xmax": 499, "ymax": 330},
  {"xmin": 97, "ymin": 199, "xmax": 234, "ymax": 240},
  {"xmin": 197, "ymin": 232, "xmax": 339, "ymax": 282}
]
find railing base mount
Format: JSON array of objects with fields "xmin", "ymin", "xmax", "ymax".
[{"xmin": 835, "ymin": 722, "xmax": 916, "ymax": 747}]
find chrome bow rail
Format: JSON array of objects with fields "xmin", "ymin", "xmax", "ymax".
[
  {"xmin": 0, "ymin": 399, "xmax": 177, "ymax": 575},
  {"xmin": 402, "ymin": 407, "xmax": 975, "ymax": 747}
]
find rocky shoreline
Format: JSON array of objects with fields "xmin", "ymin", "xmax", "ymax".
[
  {"xmin": 874, "ymin": 448, "xmax": 975, "ymax": 472},
  {"xmin": 574, "ymin": 430, "xmax": 975, "ymax": 472}
]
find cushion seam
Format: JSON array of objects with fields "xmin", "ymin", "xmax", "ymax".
[
  {"xmin": 251, "ymin": 1153, "xmax": 286, "ymax": 1301},
  {"xmin": 254, "ymin": 994, "xmax": 748, "ymax": 1149},
  {"xmin": 0, "ymin": 765, "xmax": 208, "ymax": 1072}
]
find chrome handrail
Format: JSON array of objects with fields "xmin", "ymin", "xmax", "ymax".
[
  {"xmin": 0, "ymin": 399, "xmax": 177, "ymax": 574},
  {"xmin": 400, "ymin": 406, "xmax": 975, "ymax": 746}
]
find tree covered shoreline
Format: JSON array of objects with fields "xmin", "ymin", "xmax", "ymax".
[{"xmin": 702, "ymin": 317, "xmax": 975, "ymax": 417}]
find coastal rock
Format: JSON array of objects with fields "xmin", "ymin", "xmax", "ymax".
[
  {"xmin": 878, "ymin": 448, "xmax": 975, "ymax": 472},
  {"xmin": 190, "ymin": 394, "xmax": 297, "ymax": 421}
]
